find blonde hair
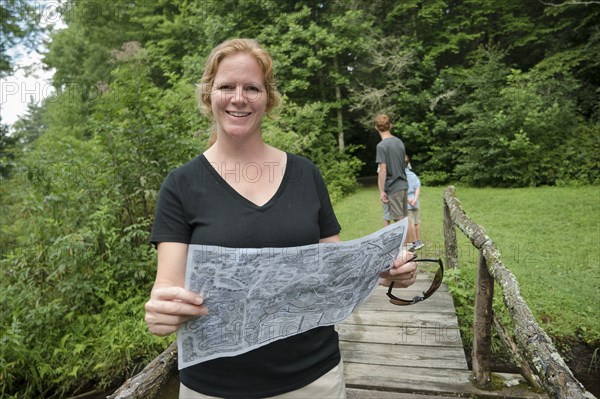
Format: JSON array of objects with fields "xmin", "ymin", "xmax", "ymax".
[
  {"xmin": 374, "ymin": 114, "xmax": 391, "ymax": 132},
  {"xmin": 197, "ymin": 38, "xmax": 283, "ymax": 147}
]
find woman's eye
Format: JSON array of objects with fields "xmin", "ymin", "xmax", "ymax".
[
  {"xmin": 246, "ymin": 85, "xmax": 261, "ymax": 92},
  {"xmin": 217, "ymin": 84, "xmax": 235, "ymax": 91}
]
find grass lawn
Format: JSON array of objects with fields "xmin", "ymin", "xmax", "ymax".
[{"xmin": 334, "ymin": 184, "xmax": 600, "ymax": 348}]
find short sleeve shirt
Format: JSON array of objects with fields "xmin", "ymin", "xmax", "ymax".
[
  {"xmin": 375, "ymin": 136, "xmax": 408, "ymax": 194},
  {"xmin": 150, "ymin": 153, "xmax": 341, "ymax": 398}
]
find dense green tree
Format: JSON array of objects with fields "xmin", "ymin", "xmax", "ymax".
[
  {"xmin": 11, "ymin": 100, "xmax": 46, "ymax": 148},
  {"xmin": 258, "ymin": 3, "xmax": 376, "ymax": 150},
  {"xmin": 0, "ymin": 119, "xmax": 17, "ymax": 177}
]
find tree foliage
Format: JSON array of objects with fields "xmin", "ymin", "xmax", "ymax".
[
  {"xmin": 1, "ymin": 0, "xmax": 599, "ymax": 397},
  {"xmin": 0, "ymin": 0, "xmax": 49, "ymax": 76}
]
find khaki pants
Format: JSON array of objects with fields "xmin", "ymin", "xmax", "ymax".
[{"xmin": 179, "ymin": 360, "xmax": 346, "ymax": 399}]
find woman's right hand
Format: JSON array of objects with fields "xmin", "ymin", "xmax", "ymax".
[{"xmin": 144, "ymin": 286, "xmax": 208, "ymax": 336}]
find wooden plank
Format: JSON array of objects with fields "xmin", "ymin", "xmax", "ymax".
[
  {"xmin": 336, "ymin": 323, "xmax": 463, "ymax": 348},
  {"xmin": 347, "ymin": 388, "xmax": 459, "ymax": 399},
  {"xmin": 343, "ymin": 363, "xmax": 549, "ymax": 398},
  {"xmin": 356, "ymin": 297, "xmax": 456, "ymax": 313},
  {"xmin": 341, "ymin": 309, "xmax": 459, "ymax": 328},
  {"xmin": 340, "ymin": 341, "xmax": 467, "ymax": 370}
]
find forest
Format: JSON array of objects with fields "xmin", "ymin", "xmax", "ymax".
[{"xmin": 1, "ymin": 0, "xmax": 599, "ymax": 397}]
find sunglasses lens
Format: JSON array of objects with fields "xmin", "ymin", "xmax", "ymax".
[
  {"xmin": 423, "ymin": 267, "xmax": 443, "ymax": 297},
  {"xmin": 387, "ymin": 259, "xmax": 444, "ymax": 305}
]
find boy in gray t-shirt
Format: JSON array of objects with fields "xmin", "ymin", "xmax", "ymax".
[{"xmin": 374, "ymin": 115, "xmax": 414, "ymax": 245}]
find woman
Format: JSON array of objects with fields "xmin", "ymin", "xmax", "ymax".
[{"xmin": 144, "ymin": 38, "xmax": 417, "ymax": 399}]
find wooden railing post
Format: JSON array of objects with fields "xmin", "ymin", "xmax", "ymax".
[
  {"xmin": 443, "ymin": 186, "xmax": 458, "ymax": 269},
  {"xmin": 472, "ymin": 250, "xmax": 494, "ymax": 387}
]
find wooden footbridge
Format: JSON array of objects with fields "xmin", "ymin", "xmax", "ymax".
[
  {"xmin": 339, "ymin": 276, "xmax": 546, "ymax": 398},
  {"xmin": 109, "ymin": 186, "xmax": 595, "ymax": 399}
]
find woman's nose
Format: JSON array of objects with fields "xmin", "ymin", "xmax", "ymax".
[{"xmin": 232, "ymin": 84, "xmax": 246, "ymax": 103}]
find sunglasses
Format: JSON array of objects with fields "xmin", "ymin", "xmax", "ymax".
[{"xmin": 386, "ymin": 258, "xmax": 444, "ymax": 306}]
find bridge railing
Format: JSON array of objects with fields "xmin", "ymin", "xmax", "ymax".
[{"xmin": 443, "ymin": 185, "xmax": 595, "ymax": 399}]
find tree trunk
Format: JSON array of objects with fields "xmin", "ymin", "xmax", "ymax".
[{"xmin": 334, "ymin": 55, "xmax": 345, "ymax": 152}]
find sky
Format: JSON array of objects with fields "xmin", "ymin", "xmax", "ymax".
[
  {"xmin": 0, "ymin": 1, "xmax": 65, "ymax": 127},
  {"xmin": 0, "ymin": 50, "xmax": 56, "ymax": 126}
]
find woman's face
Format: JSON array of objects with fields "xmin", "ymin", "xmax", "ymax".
[{"xmin": 211, "ymin": 52, "xmax": 268, "ymax": 141}]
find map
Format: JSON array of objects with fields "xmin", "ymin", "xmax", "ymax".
[{"xmin": 178, "ymin": 219, "xmax": 408, "ymax": 369}]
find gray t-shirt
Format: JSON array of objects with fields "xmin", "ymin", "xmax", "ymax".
[{"xmin": 376, "ymin": 136, "xmax": 407, "ymax": 194}]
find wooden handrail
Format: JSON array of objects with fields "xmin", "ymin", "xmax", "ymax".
[
  {"xmin": 107, "ymin": 341, "xmax": 177, "ymax": 399},
  {"xmin": 443, "ymin": 185, "xmax": 595, "ymax": 399}
]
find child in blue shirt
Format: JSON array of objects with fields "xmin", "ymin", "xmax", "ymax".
[{"xmin": 406, "ymin": 156, "xmax": 424, "ymax": 250}]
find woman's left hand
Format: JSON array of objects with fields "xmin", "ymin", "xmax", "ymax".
[{"xmin": 379, "ymin": 250, "xmax": 418, "ymax": 288}]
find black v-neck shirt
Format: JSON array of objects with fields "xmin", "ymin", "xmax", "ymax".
[{"xmin": 150, "ymin": 153, "xmax": 341, "ymax": 398}]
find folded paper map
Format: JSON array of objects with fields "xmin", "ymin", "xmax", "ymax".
[{"xmin": 178, "ymin": 218, "xmax": 408, "ymax": 369}]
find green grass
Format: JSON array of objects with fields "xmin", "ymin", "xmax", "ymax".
[{"xmin": 334, "ymin": 184, "xmax": 600, "ymax": 347}]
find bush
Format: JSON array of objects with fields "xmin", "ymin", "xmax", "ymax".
[
  {"xmin": 555, "ymin": 123, "xmax": 600, "ymax": 186},
  {"xmin": 419, "ymin": 170, "xmax": 450, "ymax": 186}
]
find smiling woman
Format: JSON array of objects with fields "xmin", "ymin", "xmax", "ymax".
[
  {"xmin": 144, "ymin": 37, "xmax": 420, "ymax": 399},
  {"xmin": 196, "ymin": 38, "xmax": 282, "ymax": 149},
  {"xmin": 143, "ymin": 38, "xmax": 419, "ymax": 399}
]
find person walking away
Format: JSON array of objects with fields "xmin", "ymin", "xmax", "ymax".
[{"xmin": 374, "ymin": 114, "xmax": 416, "ymax": 244}]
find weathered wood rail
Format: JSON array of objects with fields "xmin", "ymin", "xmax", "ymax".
[
  {"xmin": 108, "ymin": 341, "xmax": 177, "ymax": 399},
  {"xmin": 443, "ymin": 185, "xmax": 596, "ymax": 399}
]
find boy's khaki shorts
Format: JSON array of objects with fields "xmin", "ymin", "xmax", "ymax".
[{"xmin": 408, "ymin": 208, "xmax": 420, "ymax": 225}]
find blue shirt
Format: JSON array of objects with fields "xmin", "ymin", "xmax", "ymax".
[{"xmin": 406, "ymin": 168, "xmax": 421, "ymax": 210}]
